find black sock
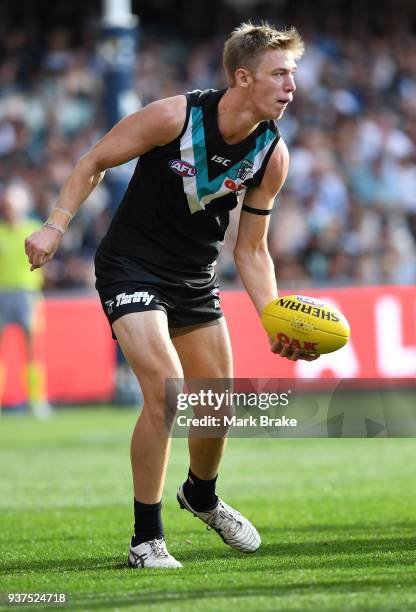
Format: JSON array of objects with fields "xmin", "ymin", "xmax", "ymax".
[
  {"xmin": 131, "ymin": 499, "xmax": 163, "ymax": 546},
  {"xmin": 183, "ymin": 468, "xmax": 218, "ymax": 511}
]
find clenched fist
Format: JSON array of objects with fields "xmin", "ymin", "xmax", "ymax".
[{"xmin": 25, "ymin": 226, "xmax": 63, "ymax": 271}]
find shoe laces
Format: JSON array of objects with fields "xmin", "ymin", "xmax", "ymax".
[
  {"xmin": 207, "ymin": 502, "xmax": 242, "ymax": 537},
  {"xmin": 149, "ymin": 538, "xmax": 169, "ymax": 558}
]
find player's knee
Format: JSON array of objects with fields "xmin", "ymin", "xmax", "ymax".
[
  {"xmin": 140, "ymin": 364, "xmax": 181, "ymax": 397},
  {"xmin": 140, "ymin": 371, "xmax": 183, "ymax": 432},
  {"xmin": 140, "ymin": 399, "xmax": 177, "ymax": 434}
]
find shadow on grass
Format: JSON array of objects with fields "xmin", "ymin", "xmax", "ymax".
[
  {"xmin": 0, "ymin": 557, "xmax": 125, "ymax": 574},
  {"xmin": 64, "ymin": 577, "xmax": 416, "ymax": 610},
  {"xmin": 259, "ymin": 521, "xmax": 416, "ymax": 535},
  {"xmin": 3, "ymin": 534, "xmax": 415, "ymax": 575},
  {"xmin": 178, "ymin": 534, "xmax": 416, "ymax": 568}
]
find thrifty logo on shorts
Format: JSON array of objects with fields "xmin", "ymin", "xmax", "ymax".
[{"xmin": 115, "ymin": 292, "xmax": 155, "ymax": 307}]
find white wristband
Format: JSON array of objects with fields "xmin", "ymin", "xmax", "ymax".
[
  {"xmin": 44, "ymin": 222, "xmax": 65, "ymax": 235},
  {"xmin": 53, "ymin": 206, "xmax": 74, "ymax": 221}
]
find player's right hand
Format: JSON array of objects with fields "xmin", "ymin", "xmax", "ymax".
[{"xmin": 25, "ymin": 226, "xmax": 63, "ymax": 271}]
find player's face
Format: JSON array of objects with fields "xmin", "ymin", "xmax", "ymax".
[{"xmin": 249, "ymin": 49, "xmax": 297, "ymax": 120}]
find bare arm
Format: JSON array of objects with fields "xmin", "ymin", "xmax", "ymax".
[
  {"xmin": 234, "ymin": 139, "xmax": 318, "ymax": 362},
  {"xmin": 233, "ymin": 138, "xmax": 289, "ymax": 315},
  {"xmin": 25, "ymin": 95, "xmax": 187, "ymax": 270}
]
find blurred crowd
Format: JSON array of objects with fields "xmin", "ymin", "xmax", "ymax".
[{"xmin": 1, "ymin": 3, "xmax": 416, "ymax": 290}]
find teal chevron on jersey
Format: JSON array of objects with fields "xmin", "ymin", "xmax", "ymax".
[{"xmin": 184, "ymin": 105, "xmax": 276, "ymax": 213}]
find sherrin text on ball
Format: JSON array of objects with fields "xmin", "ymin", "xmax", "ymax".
[{"xmin": 261, "ymin": 295, "xmax": 350, "ymax": 355}]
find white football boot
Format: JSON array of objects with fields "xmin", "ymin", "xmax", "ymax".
[
  {"xmin": 128, "ymin": 537, "xmax": 182, "ymax": 569},
  {"xmin": 177, "ymin": 484, "xmax": 261, "ymax": 553}
]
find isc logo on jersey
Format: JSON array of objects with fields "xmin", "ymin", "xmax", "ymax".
[{"xmin": 169, "ymin": 159, "xmax": 198, "ymax": 177}]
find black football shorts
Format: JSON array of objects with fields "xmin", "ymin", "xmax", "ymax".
[{"xmin": 94, "ymin": 248, "xmax": 224, "ymax": 339}]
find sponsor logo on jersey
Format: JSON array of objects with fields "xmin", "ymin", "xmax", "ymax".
[
  {"xmin": 224, "ymin": 178, "xmax": 247, "ymax": 192},
  {"xmin": 211, "ymin": 155, "xmax": 231, "ymax": 167},
  {"xmin": 115, "ymin": 292, "xmax": 155, "ymax": 307},
  {"xmin": 235, "ymin": 159, "xmax": 254, "ymax": 182},
  {"xmin": 169, "ymin": 159, "xmax": 198, "ymax": 177}
]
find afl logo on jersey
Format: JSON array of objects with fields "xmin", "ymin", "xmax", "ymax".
[{"xmin": 169, "ymin": 159, "xmax": 198, "ymax": 177}]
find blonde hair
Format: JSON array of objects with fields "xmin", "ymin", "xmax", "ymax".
[{"xmin": 223, "ymin": 22, "xmax": 304, "ymax": 85}]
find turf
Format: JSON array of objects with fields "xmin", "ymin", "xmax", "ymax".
[{"xmin": 1, "ymin": 407, "xmax": 415, "ymax": 611}]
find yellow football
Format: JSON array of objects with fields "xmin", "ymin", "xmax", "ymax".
[{"xmin": 261, "ymin": 295, "xmax": 350, "ymax": 354}]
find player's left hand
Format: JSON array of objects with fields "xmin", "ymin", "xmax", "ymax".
[{"xmin": 269, "ymin": 338, "xmax": 320, "ymax": 361}]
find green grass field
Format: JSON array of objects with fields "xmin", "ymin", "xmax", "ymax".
[{"xmin": 1, "ymin": 407, "xmax": 415, "ymax": 611}]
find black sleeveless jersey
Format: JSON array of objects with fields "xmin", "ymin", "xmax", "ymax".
[{"xmin": 99, "ymin": 89, "xmax": 280, "ymax": 283}]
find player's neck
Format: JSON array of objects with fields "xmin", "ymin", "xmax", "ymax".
[{"xmin": 217, "ymin": 88, "xmax": 261, "ymax": 145}]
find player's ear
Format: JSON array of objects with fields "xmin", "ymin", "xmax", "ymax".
[{"xmin": 235, "ymin": 67, "xmax": 252, "ymax": 88}]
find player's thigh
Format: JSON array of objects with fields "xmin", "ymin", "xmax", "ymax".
[
  {"xmin": 171, "ymin": 317, "xmax": 233, "ymax": 379},
  {"xmin": 112, "ymin": 310, "xmax": 183, "ymax": 401}
]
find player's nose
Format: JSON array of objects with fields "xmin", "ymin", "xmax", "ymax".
[{"xmin": 285, "ymin": 74, "xmax": 296, "ymax": 92}]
